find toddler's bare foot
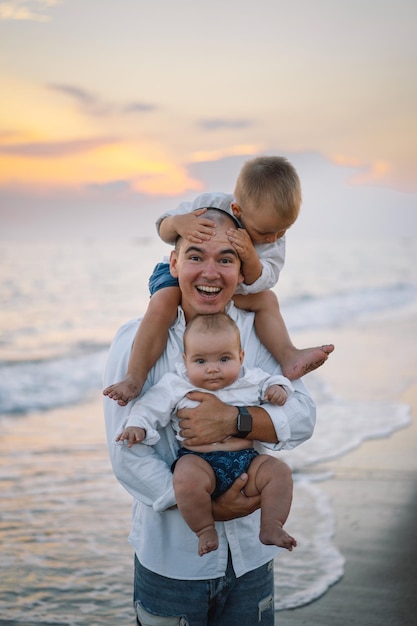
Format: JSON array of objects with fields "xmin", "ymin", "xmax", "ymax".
[
  {"xmin": 282, "ymin": 344, "xmax": 335, "ymax": 380},
  {"xmin": 103, "ymin": 374, "xmax": 144, "ymax": 406},
  {"xmin": 197, "ymin": 526, "xmax": 218, "ymax": 556},
  {"xmin": 260, "ymin": 524, "xmax": 297, "ymax": 551}
]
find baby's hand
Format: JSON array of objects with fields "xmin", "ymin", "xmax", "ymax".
[
  {"xmin": 264, "ymin": 385, "xmax": 287, "ymax": 406},
  {"xmin": 174, "ymin": 209, "xmax": 217, "ymax": 243},
  {"xmin": 116, "ymin": 426, "xmax": 146, "ymax": 447}
]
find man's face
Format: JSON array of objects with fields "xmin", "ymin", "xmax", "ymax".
[{"xmin": 170, "ymin": 222, "xmax": 244, "ymax": 321}]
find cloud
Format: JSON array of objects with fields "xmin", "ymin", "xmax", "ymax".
[
  {"xmin": 199, "ymin": 119, "xmax": 253, "ymax": 131},
  {"xmin": 1, "ymin": 149, "xmax": 416, "ymax": 241},
  {"xmin": 123, "ymin": 102, "xmax": 157, "ymax": 114},
  {"xmin": 0, "ymin": 134, "xmax": 202, "ymax": 196},
  {"xmin": 0, "ymin": 0, "xmax": 61, "ymax": 22},
  {"xmin": 47, "ymin": 83, "xmax": 157, "ymax": 118},
  {"xmin": 0, "ymin": 136, "xmax": 118, "ymax": 157}
]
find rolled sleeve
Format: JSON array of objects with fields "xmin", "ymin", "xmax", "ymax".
[{"xmin": 259, "ymin": 381, "xmax": 316, "ymax": 451}]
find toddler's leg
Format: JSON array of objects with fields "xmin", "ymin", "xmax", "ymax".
[
  {"xmin": 234, "ymin": 290, "xmax": 334, "ymax": 380},
  {"xmin": 173, "ymin": 454, "xmax": 218, "ymax": 556},
  {"xmin": 103, "ymin": 287, "xmax": 180, "ymax": 405},
  {"xmin": 244, "ymin": 454, "xmax": 297, "ymax": 551}
]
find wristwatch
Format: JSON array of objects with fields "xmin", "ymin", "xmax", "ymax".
[{"xmin": 234, "ymin": 406, "xmax": 252, "ymax": 438}]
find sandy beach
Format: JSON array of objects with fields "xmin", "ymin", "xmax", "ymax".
[{"xmin": 277, "ymin": 306, "xmax": 417, "ymax": 625}]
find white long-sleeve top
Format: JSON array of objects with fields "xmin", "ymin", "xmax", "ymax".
[
  {"xmin": 103, "ymin": 302, "xmax": 316, "ymax": 580},
  {"xmin": 156, "ymin": 192, "xmax": 286, "ymax": 294},
  {"xmin": 125, "ymin": 361, "xmax": 294, "ymax": 445}
]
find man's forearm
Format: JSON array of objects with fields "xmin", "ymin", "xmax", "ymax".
[{"xmin": 234, "ymin": 405, "xmax": 279, "ymax": 443}]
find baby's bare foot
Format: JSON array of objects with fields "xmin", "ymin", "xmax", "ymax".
[
  {"xmin": 260, "ymin": 524, "xmax": 297, "ymax": 551},
  {"xmin": 197, "ymin": 526, "xmax": 219, "ymax": 556},
  {"xmin": 103, "ymin": 374, "xmax": 143, "ymax": 406},
  {"xmin": 283, "ymin": 344, "xmax": 335, "ymax": 380}
]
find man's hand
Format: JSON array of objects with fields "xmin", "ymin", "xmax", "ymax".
[
  {"xmin": 212, "ymin": 473, "xmax": 261, "ymax": 521},
  {"xmin": 177, "ymin": 391, "xmax": 237, "ymax": 446}
]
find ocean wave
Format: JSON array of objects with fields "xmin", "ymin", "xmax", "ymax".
[
  {"xmin": 281, "ymin": 282, "xmax": 417, "ymax": 331},
  {"xmin": 277, "ymin": 375, "xmax": 412, "ymax": 471},
  {"xmin": 0, "ymin": 349, "xmax": 107, "ymax": 415},
  {"xmin": 1, "ymin": 280, "xmax": 416, "ymax": 416}
]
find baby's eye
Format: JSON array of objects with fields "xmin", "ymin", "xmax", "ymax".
[
  {"xmin": 220, "ymin": 356, "xmax": 229, "ymax": 362},
  {"xmin": 196, "ymin": 358, "xmax": 205, "ymax": 364}
]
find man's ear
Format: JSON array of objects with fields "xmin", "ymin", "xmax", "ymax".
[
  {"xmin": 231, "ymin": 202, "xmax": 242, "ymax": 218},
  {"xmin": 169, "ymin": 249, "xmax": 178, "ymax": 278}
]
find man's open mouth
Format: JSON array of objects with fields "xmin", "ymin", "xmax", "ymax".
[{"xmin": 196, "ymin": 285, "xmax": 221, "ymax": 296}]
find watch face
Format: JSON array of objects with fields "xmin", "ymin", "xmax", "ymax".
[{"xmin": 238, "ymin": 408, "xmax": 252, "ymax": 434}]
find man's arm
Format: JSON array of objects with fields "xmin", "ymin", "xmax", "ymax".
[{"xmin": 178, "ymin": 393, "xmax": 278, "ymax": 447}]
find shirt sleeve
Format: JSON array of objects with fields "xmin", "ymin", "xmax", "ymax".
[
  {"xmin": 259, "ymin": 371, "xmax": 294, "ymax": 400},
  {"xmin": 125, "ymin": 374, "xmax": 181, "ymax": 445},
  {"xmin": 103, "ymin": 319, "xmax": 177, "ymax": 511},
  {"xmin": 230, "ymin": 308, "xmax": 316, "ymax": 450},
  {"xmin": 234, "ymin": 237, "xmax": 286, "ymax": 294}
]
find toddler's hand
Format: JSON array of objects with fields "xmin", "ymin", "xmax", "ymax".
[
  {"xmin": 226, "ymin": 228, "xmax": 257, "ymax": 263},
  {"xmin": 174, "ymin": 209, "xmax": 217, "ymax": 243}
]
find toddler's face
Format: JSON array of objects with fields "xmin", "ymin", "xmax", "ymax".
[
  {"xmin": 183, "ymin": 329, "xmax": 243, "ymax": 391},
  {"xmin": 232, "ymin": 201, "xmax": 294, "ymax": 245}
]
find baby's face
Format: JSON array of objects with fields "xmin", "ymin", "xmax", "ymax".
[
  {"xmin": 232, "ymin": 201, "xmax": 294, "ymax": 245},
  {"xmin": 183, "ymin": 329, "xmax": 243, "ymax": 391}
]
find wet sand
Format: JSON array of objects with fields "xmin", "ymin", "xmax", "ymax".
[{"xmin": 277, "ymin": 307, "xmax": 417, "ymax": 625}]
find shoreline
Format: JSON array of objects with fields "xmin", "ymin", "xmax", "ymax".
[{"xmin": 277, "ymin": 306, "xmax": 417, "ymax": 624}]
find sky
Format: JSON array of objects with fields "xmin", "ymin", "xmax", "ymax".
[{"xmin": 0, "ymin": 0, "xmax": 416, "ymax": 240}]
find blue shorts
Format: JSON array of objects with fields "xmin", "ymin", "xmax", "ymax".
[
  {"xmin": 173, "ymin": 448, "xmax": 259, "ymax": 499},
  {"xmin": 148, "ymin": 262, "xmax": 179, "ymax": 296}
]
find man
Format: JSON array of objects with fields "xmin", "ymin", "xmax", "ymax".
[{"xmin": 104, "ymin": 209, "xmax": 316, "ymax": 625}]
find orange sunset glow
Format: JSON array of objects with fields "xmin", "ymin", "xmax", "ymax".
[{"xmin": 0, "ymin": 0, "xmax": 416, "ymax": 239}]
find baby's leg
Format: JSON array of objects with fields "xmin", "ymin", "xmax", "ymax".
[
  {"xmin": 244, "ymin": 454, "xmax": 297, "ymax": 551},
  {"xmin": 233, "ymin": 290, "xmax": 334, "ymax": 380},
  {"xmin": 103, "ymin": 286, "xmax": 180, "ymax": 405},
  {"xmin": 173, "ymin": 454, "xmax": 218, "ymax": 556}
]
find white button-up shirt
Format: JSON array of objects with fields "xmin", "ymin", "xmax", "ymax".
[{"xmin": 103, "ymin": 303, "xmax": 316, "ymax": 579}]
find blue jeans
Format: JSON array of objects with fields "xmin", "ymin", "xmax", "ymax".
[{"xmin": 133, "ymin": 553, "xmax": 275, "ymax": 625}]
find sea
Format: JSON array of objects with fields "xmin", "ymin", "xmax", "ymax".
[{"xmin": 0, "ymin": 235, "xmax": 416, "ymax": 625}]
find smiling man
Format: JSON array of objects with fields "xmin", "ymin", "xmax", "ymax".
[
  {"xmin": 103, "ymin": 209, "xmax": 316, "ymax": 625},
  {"xmin": 171, "ymin": 210, "xmax": 244, "ymax": 320}
]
